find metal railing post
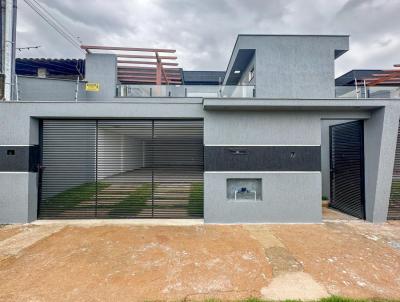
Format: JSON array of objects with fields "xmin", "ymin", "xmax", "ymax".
[
  {"xmin": 355, "ymin": 78, "xmax": 359, "ymax": 99},
  {"xmin": 363, "ymin": 80, "xmax": 367, "ymax": 99},
  {"xmin": 15, "ymin": 74, "xmax": 19, "ymax": 101},
  {"xmin": 75, "ymin": 76, "xmax": 79, "ymax": 102}
]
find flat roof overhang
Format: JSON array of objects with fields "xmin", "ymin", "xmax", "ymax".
[
  {"xmin": 202, "ymin": 98, "xmax": 398, "ymax": 111},
  {"xmin": 225, "ymin": 49, "xmax": 255, "ymax": 85}
]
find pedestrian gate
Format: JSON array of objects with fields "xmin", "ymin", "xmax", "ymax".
[
  {"xmin": 330, "ymin": 121, "xmax": 365, "ymax": 219},
  {"xmin": 388, "ymin": 123, "xmax": 400, "ymax": 220}
]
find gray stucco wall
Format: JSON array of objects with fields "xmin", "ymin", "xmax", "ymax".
[
  {"xmin": 224, "ymin": 35, "xmax": 349, "ymax": 98},
  {"xmin": 204, "ymin": 110, "xmax": 322, "ymax": 223},
  {"xmin": 17, "ymin": 76, "xmax": 87, "ymax": 102},
  {"xmin": 205, "ymin": 172, "xmax": 321, "ymax": 223},
  {"xmin": 364, "ymin": 107, "xmax": 400, "ymax": 222},
  {"xmin": 0, "ymin": 172, "xmax": 37, "ymax": 223},
  {"xmin": 204, "ymin": 111, "xmax": 321, "ymax": 146},
  {"xmin": 85, "ymin": 53, "xmax": 118, "ymax": 100}
]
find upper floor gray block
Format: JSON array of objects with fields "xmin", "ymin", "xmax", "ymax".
[{"xmin": 224, "ymin": 35, "xmax": 349, "ymax": 99}]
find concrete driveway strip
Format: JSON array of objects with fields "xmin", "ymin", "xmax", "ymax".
[
  {"xmin": 245, "ymin": 225, "xmax": 330, "ymax": 301},
  {"xmin": 0, "ymin": 224, "xmax": 64, "ymax": 261}
]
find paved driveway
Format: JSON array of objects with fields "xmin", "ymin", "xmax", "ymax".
[{"xmin": 0, "ymin": 219, "xmax": 399, "ymax": 301}]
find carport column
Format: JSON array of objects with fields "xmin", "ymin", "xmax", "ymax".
[{"xmin": 364, "ymin": 105, "xmax": 400, "ymax": 222}]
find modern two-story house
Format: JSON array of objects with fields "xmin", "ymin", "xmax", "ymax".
[{"xmin": 1, "ymin": 34, "xmax": 400, "ymax": 224}]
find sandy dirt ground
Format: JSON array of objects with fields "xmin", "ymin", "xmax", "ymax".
[
  {"xmin": 268, "ymin": 222, "xmax": 400, "ymax": 299},
  {"xmin": 0, "ymin": 219, "xmax": 399, "ymax": 301},
  {"xmin": 0, "ymin": 225, "xmax": 271, "ymax": 301},
  {"xmin": 0, "ymin": 225, "xmax": 23, "ymax": 242},
  {"xmin": 322, "ymin": 207, "xmax": 359, "ymax": 221}
]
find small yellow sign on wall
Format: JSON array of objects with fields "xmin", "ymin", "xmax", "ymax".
[{"xmin": 85, "ymin": 83, "xmax": 100, "ymax": 92}]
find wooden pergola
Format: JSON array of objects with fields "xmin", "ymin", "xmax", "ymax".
[
  {"xmin": 80, "ymin": 45, "xmax": 182, "ymax": 85},
  {"xmin": 361, "ymin": 64, "xmax": 400, "ymax": 86}
]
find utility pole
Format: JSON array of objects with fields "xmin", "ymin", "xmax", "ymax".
[{"xmin": 1, "ymin": 0, "xmax": 17, "ymax": 101}]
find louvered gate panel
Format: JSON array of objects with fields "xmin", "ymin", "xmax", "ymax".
[
  {"xmin": 39, "ymin": 120, "xmax": 97, "ymax": 218},
  {"xmin": 388, "ymin": 123, "xmax": 400, "ymax": 220},
  {"xmin": 39, "ymin": 119, "xmax": 204, "ymax": 219},
  {"xmin": 330, "ymin": 121, "xmax": 365, "ymax": 219},
  {"xmin": 97, "ymin": 120, "xmax": 153, "ymax": 218},
  {"xmin": 152, "ymin": 120, "xmax": 204, "ymax": 218}
]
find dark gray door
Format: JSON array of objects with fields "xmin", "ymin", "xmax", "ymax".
[
  {"xmin": 388, "ymin": 123, "xmax": 400, "ymax": 220},
  {"xmin": 330, "ymin": 121, "xmax": 365, "ymax": 219}
]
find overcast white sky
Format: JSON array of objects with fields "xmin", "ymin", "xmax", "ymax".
[{"xmin": 16, "ymin": 0, "xmax": 400, "ymax": 77}]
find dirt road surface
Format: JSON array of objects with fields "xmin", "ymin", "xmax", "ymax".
[{"xmin": 0, "ymin": 219, "xmax": 399, "ymax": 301}]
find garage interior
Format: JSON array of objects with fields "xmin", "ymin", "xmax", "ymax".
[{"xmin": 38, "ymin": 119, "xmax": 204, "ymax": 219}]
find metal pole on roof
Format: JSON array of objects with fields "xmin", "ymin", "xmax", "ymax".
[
  {"xmin": 15, "ymin": 74, "xmax": 18, "ymax": 101},
  {"xmin": 354, "ymin": 77, "xmax": 359, "ymax": 99},
  {"xmin": 75, "ymin": 76, "xmax": 79, "ymax": 102},
  {"xmin": 10, "ymin": 0, "xmax": 16, "ymax": 99},
  {"xmin": 363, "ymin": 80, "xmax": 367, "ymax": 99},
  {"xmin": 155, "ymin": 61, "xmax": 162, "ymax": 85}
]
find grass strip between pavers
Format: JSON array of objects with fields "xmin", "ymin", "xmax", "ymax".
[
  {"xmin": 188, "ymin": 182, "xmax": 204, "ymax": 217},
  {"xmin": 44, "ymin": 182, "xmax": 109, "ymax": 212},
  {"xmin": 108, "ymin": 183, "xmax": 153, "ymax": 216}
]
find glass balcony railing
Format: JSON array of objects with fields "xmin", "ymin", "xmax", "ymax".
[
  {"xmin": 116, "ymin": 84, "xmax": 255, "ymax": 98},
  {"xmin": 335, "ymin": 86, "xmax": 400, "ymax": 99}
]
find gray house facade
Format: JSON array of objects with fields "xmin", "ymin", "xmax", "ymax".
[{"xmin": 1, "ymin": 34, "xmax": 400, "ymax": 224}]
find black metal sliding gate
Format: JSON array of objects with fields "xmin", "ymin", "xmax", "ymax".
[
  {"xmin": 388, "ymin": 123, "xmax": 400, "ymax": 220},
  {"xmin": 329, "ymin": 121, "xmax": 365, "ymax": 219},
  {"xmin": 38, "ymin": 120, "xmax": 204, "ymax": 219}
]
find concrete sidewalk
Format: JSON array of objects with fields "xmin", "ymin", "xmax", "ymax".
[
  {"xmin": 0, "ymin": 220, "xmax": 399, "ymax": 301},
  {"xmin": 32, "ymin": 218, "xmax": 204, "ymax": 226}
]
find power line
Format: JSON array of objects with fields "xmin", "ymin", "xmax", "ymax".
[
  {"xmin": 22, "ymin": 0, "xmax": 86, "ymax": 78},
  {"xmin": 24, "ymin": 0, "xmax": 81, "ymax": 49},
  {"xmin": 30, "ymin": 0, "xmax": 81, "ymax": 44},
  {"xmin": 23, "ymin": 0, "xmax": 83, "ymax": 51}
]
